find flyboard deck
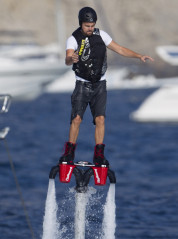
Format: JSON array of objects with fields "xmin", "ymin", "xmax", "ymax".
[
  {"xmin": 74, "ymin": 161, "xmax": 95, "ymax": 167},
  {"xmin": 49, "ymin": 160, "xmax": 116, "ymax": 192}
]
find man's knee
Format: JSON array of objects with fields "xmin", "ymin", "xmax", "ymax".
[
  {"xmin": 72, "ymin": 115, "xmax": 82, "ymax": 126},
  {"xmin": 95, "ymin": 116, "xmax": 105, "ymax": 126}
]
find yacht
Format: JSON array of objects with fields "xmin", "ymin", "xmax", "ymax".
[
  {"xmin": 156, "ymin": 45, "xmax": 178, "ymax": 65},
  {"xmin": 131, "ymin": 45, "xmax": 178, "ymax": 122},
  {"xmin": 0, "ymin": 43, "xmax": 68, "ymax": 100},
  {"xmin": 130, "ymin": 85, "xmax": 178, "ymax": 122}
]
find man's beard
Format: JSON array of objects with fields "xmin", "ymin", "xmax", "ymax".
[{"xmin": 86, "ymin": 31, "xmax": 93, "ymax": 36}]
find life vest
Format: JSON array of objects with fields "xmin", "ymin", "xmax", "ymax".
[{"xmin": 72, "ymin": 27, "xmax": 107, "ymax": 83}]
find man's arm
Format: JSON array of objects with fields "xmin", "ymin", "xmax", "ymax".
[
  {"xmin": 107, "ymin": 40, "xmax": 154, "ymax": 62},
  {"xmin": 65, "ymin": 49, "xmax": 79, "ymax": 65}
]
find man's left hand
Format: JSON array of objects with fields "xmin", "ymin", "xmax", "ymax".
[{"xmin": 140, "ymin": 55, "xmax": 154, "ymax": 62}]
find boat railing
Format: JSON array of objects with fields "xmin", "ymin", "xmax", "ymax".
[
  {"xmin": 0, "ymin": 94, "xmax": 12, "ymax": 139},
  {"xmin": 0, "ymin": 94, "xmax": 11, "ymax": 113}
]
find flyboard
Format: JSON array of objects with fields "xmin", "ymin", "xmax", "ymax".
[
  {"xmin": 49, "ymin": 161, "xmax": 116, "ymax": 192},
  {"xmin": 44, "ymin": 161, "xmax": 116, "ymax": 239}
]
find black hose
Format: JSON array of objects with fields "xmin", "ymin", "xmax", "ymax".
[
  {"xmin": 107, "ymin": 169, "xmax": 116, "ymax": 184},
  {"xmin": 49, "ymin": 165, "xmax": 59, "ymax": 179},
  {"xmin": 3, "ymin": 139, "xmax": 36, "ymax": 239}
]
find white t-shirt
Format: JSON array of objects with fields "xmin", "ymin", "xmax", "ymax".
[{"xmin": 66, "ymin": 30, "xmax": 112, "ymax": 82}]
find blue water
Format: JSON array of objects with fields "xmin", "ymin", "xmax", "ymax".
[{"xmin": 0, "ymin": 89, "xmax": 178, "ymax": 239}]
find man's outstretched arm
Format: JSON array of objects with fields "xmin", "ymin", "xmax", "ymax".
[{"xmin": 107, "ymin": 40, "xmax": 154, "ymax": 63}]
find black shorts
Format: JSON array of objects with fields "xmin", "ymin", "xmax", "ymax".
[{"xmin": 71, "ymin": 80, "xmax": 107, "ymax": 124}]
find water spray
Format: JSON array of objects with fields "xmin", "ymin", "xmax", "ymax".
[{"xmin": 43, "ymin": 161, "xmax": 116, "ymax": 238}]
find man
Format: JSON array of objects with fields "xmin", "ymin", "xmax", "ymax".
[{"xmin": 59, "ymin": 7, "xmax": 154, "ymax": 166}]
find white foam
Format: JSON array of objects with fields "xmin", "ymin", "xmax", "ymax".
[
  {"xmin": 42, "ymin": 182, "xmax": 117, "ymax": 239},
  {"xmin": 102, "ymin": 184, "xmax": 116, "ymax": 239},
  {"xmin": 74, "ymin": 192, "xmax": 88, "ymax": 239},
  {"xmin": 42, "ymin": 179, "xmax": 60, "ymax": 239},
  {"xmin": 74, "ymin": 187, "xmax": 97, "ymax": 239}
]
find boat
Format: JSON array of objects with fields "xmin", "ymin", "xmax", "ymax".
[
  {"xmin": 0, "ymin": 43, "xmax": 68, "ymax": 100},
  {"xmin": 156, "ymin": 45, "xmax": 178, "ymax": 65},
  {"xmin": 130, "ymin": 85, "xmax": 178, "ymax": 122},
  {"xmin": 130, "ymin": 45, "xmax": 178, "ymax": 123},
  {"xmin": 45, "ymin": 67, "xmax": 178, "ymax": 93}
]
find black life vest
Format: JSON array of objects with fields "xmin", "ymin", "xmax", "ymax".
[{"xmin": 72, "ymin": 27, "xmax": 107, "ymax": 83}]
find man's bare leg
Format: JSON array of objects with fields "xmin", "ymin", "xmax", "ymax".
[
  {"xmin": 59, "ymin": 115, "xmax": 82, "ymax": 163},
  {"xmin": 93, "ymin": 116, "xmax": 109, "ymax": 165},
  {"xmin": 95, "ymin": 116, "xmax": 105, "ymax": 144},
  {"xmin": 69, "ymin": 115, "xmax": 82, "ymax": 143}
]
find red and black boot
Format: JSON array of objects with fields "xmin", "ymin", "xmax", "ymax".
[
  {"xmin": 59, "ymin": 142, "xmax": 76, "ymax": 164},
  {"xmin": 93, "ymin": 144, "xmax": 109, "ymax": 166}
]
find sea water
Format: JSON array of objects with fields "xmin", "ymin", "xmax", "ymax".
[{"xmin": 1, "ymin": 89, "xmax": 178, "ymax": 239}]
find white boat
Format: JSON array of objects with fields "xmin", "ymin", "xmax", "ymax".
[
  {"xmin": 45, "ymin": 67, "xmax": 178, "ymax": 93},
  {"xmin": 130, "ymin": 85, "xmax": 178, "ymax": 122},
  {"xmin": 156, "ymin": 45, "xmax": 178, "ymax": 65},
  {"xmin": 0, "ymin": 43, "xmax": 68, "ymax": 100},
  {"xmin": 130, "ymin": 45, "xmax": 178, "ymax": 123},
  {"xmin": 0, "ymin": 43, "xmax": 66, "ymax": 75}
]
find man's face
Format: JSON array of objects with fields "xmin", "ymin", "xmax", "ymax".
[{"xmin": 81, "ymin": 22, "xmax": 96, "ymax": 36}]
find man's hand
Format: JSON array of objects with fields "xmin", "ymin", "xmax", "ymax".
[
  {"xmin": 140, "ymin": 55, "xmax": 154, "ymax": 63},
  {"xmin": 65, "ymin": 49, "xmax": 79, "ymax": 65},
  {"xmin": 72, "ymin": 51, "xmax": 79, "ymax": 63}
]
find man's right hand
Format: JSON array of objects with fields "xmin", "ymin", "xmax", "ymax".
[
  {"xmin": 72, "ymin": 51, "xmax": 79, "ymax": 63},
  {"xmin": 65, "ymin": 49, "xmax": 79, "ymax": 65}
]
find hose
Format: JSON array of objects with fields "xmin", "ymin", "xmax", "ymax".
[{"xmin": 3, "ymin": 138, "xmax": 36, "ymax": 239}]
